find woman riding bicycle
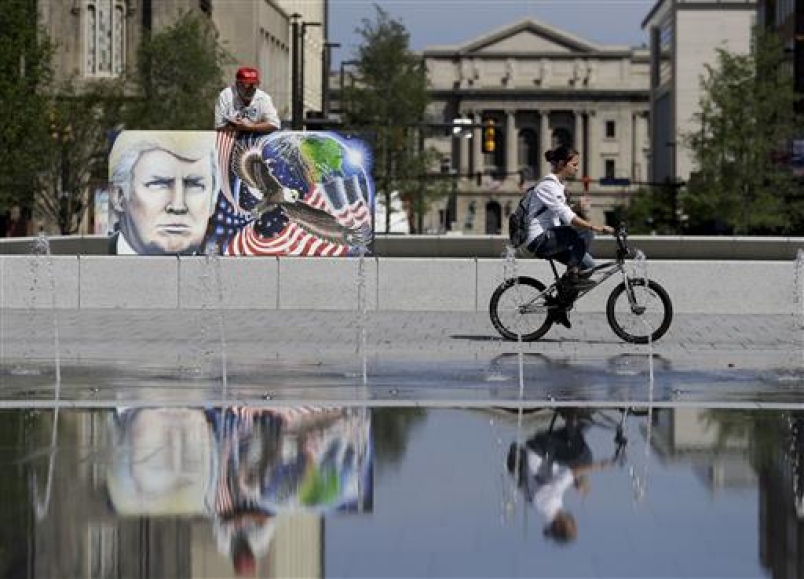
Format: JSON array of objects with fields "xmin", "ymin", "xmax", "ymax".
[{"xmin": 518, "ymin": 146, "xmax": 613, "ymax": 327}]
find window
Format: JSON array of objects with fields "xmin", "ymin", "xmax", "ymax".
[
  {"xmin": 605, "ymin": 121, "xmax": 616, "ymax": 139},
  {"xmin": 85, "ymin": 1, "xmax": 126, "ymax": 77},
  {"xmin": 605, "ymin": 160, "xmax": 616, "ymax": 179}
]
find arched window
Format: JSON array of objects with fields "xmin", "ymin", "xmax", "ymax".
[{"xmin": 85, "ymin": 0, "xmax": 126, "ymax": 77}]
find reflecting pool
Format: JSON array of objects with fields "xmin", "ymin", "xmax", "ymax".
[{"xmin": 0, "ymin": 405, "xmax": 801, "ymax": 578}]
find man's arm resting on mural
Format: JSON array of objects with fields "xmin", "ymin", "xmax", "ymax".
[{"xmin": 218, "ymin": 118, "xmax": 279, "ymax": 133}]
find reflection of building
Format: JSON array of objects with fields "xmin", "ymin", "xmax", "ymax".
[
  {"xmin": 652, "ymin": 408, "xmax": 804, "ymax": 579},
  {"xmin": 30, "ymin": 410, "xmax": 197, "ymax": 578},
  {"xmin": 641, "ymin": 0, "xmax": 757, "ymax": 184},
  {"xmin": 419, "ymin": 18, "xmax": 651, "ymax": 233},
  {"xmin": 24, "ymin": 407, "xmax": 371, "ymax": 578},
  {"xmin": 757, "ymin": 413, "xmax": 804, "ymax": 579},
  {"xmin": 650, "ymin": 408, "xmax": 756, "ymax": 490}
]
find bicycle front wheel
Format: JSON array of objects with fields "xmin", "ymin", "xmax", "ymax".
[
  {"xmin": 606, "ymin": 278, "xmax": 673, "ymax": 344},
  {"xmin": 489, "ymin": 276, "xmax": 553, "ymax": 341}
]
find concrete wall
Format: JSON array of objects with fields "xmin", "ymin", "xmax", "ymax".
[
  {"xmin": 2, "ymin": 255, "xmax": 800, "ymax": 315},
  {"xmin": 1, "ymin": 234, "xmax": 802, "ymax": 260}
]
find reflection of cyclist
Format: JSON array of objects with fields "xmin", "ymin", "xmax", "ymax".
[
  {"xmin": 506, "ymin": 410, "xmax": 614, "ymax": 543},
  {"xmin": 519, "ymin": 146, "xmax": 613, "ymax": 328}
]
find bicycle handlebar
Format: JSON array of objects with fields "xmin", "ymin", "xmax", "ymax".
[{"xmin": 612, "ymin": 224, "xmax": 632, "ymax": 259}]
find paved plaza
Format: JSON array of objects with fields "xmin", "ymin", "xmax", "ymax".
[{"xmin": 1, "ymin": 308, "xmax": 801, "ymax": 407}]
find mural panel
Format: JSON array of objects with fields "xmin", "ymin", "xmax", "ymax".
[{"xmin": 107, "ymin": 130, "xmax": 375, "ymax": 256}]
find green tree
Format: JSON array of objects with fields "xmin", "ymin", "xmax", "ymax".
[
  {"xmin": 623, "ymin": 183, "xmax": 682, "ymax": 234},
  {"xmin": 342, "ymin": 6, "xmax": 440, "ymax": 232},
  {"xmin": 127, "ymin": 11, "xmax": 228, "ymax": 130},
  {"xmin": 371, "ymin": 408, "xmax": 426, "ymax": 474},
  {"xmin": 0, "ymin": 0, "xmax": 54, "ymax": 221},
  {"xmin": 683, "ymin": 29, "xmax": 803, "ymax": 234},
  {"xmin": 37, "ymin": 79, "xmax": 126, "ymax": 234}
]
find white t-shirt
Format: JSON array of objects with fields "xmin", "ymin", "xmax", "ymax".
[
  {"xmin": 525, "ymin": 449, "xmax": 575, "ymax": 521},
  {"xmin": 215, "ymin": 86, "xmax": 281, "ymax": 130},
  {"xmin": 524, "ymin": 174, "xmax": 577, "ymax": 247}
]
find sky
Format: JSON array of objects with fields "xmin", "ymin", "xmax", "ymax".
[{"xmin": 328, "ymin": 0, "xmax": 657, "ymax": 64}]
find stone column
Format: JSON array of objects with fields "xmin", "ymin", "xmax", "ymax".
[
  {"xmin": 586, "ymin": 110, "xmax": 598, "ymax": 182},
  {"xmin": 539, "ymin": 110, "xmax": 550, "ymax": 176},
  {"xmin": 505, "ymin": 110, "xmax": 518, "ymax": 182},
  {"xmin": 574, "ymin": 110, "xmax": 584, "ymax": 158},
  {"xmin": 472, "ymin": 111, "xmax": 483, "ymax": 178},
  {"xmin": 458, "ymin": 112, "xmax": 471, "ymax": 178}
]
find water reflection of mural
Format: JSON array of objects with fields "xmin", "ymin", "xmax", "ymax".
[
  {"xmin": 107, "ymin": 406, "xmax": 372, "ymax": 574},
  {"xmin": 107, "ymin": 130, "xmax": 374, "ymax": 256},
  {"xmin": 107, "ymin": 406, "xmax": 373, "ymax": 517}
]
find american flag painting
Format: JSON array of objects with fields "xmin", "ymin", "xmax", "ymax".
[
  {"xmin": 210, "ymin": 131, "xmax": 374, "ymax": 256},
  {"xmin": 209, "ymin": 405, "xmax": 373, "ymax": 516}
]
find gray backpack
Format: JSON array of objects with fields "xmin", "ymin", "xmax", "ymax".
[
  {"xmin": 508, "ymin": 183, "xmax": 548, "ymax": 248},
  {"xmin": 508, "ymin": 197, "xmax": 530, "ymax": 247}
]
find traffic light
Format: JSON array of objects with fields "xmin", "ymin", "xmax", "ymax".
[
  {"xmin": 482, "ymin": 119, "xmax": 496, "ymax": 153},
  {"xmin": 582, "ymin": 175, "xmax": 591, "ymax": 193}
]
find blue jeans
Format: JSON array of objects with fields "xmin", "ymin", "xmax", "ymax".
[{"xmin": 527, "ymin": 226, "xmax": 594, "ymax": 270}]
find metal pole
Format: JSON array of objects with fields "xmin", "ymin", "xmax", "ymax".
[
  {"xmin": 322, "ymin": 42, "xmax": 339, "ymax": 118},
  {"xmin": 291, "ymin": 14, "xmax": 302, "ymax": 129},
  {"xmin": 299, "ymin": 22, "xmax": 321, "ymax": 129}
]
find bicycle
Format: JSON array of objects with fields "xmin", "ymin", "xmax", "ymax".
[{"xmin": 489, "ymin": 226, "xmax": 673, "ymax": 344}]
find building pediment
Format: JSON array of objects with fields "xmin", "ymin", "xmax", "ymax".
[{"xmin": 430, "ymin": 18, "xmax": 601, "ymax": 56}]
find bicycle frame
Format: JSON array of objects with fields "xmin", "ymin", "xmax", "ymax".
[{"xmin": 518, "ymin": 229, "xmax": 642, "ymax": 314}]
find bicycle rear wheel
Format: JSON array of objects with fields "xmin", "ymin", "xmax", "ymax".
[
  {"xmin": 489, "ymin": 276, "xmax": 553, "ymax": 341},
  {"xmin": 606, "ymin": 278, "xmax": 673, "ymax": 344}
]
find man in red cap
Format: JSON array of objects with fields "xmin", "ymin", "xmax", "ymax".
[{"xmin": 215, "ymin": 66, "xmax": 281, "ymax": 133}]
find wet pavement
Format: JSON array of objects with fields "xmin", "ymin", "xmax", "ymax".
[
  {"xmin": 0, "ymin": 309, "xmax": 801, "ymax": 407},
  {"xmin": 0, "ymin": 305, "xmax": 802, "ymax": 577},
  {"xmin": 1, "ymin": 405, "xmax": 801, "ymax": 578}
]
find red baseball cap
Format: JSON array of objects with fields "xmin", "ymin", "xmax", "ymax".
[{"xmin": 236, "ymin": 67, "xmax": 260, "ymax": 85}]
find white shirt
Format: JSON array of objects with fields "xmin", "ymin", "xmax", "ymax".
[
  {"xmin": 116, "ymin": 232, "xmax": 137, "ymax": 255},
  {"xmin": 215, "ymin": 86, "xmax": 281, "ymax": 129},
  {"xmin": 525, "ymin": 449, "xmax": 575, "ymax": 521},
  {"xmin": 524, "ymin": 174, "xmax": 577, "ymax": 246}
]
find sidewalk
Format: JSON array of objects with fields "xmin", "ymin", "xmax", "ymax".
[{"xmin": 0, "ymin": 309, "xmax": 801, "ymax": 406}]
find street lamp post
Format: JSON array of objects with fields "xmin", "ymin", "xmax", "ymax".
[
  {"xmin": 290, "ymin": 13, "xmax": 302, "ymax": 129},
  {"xmin": 299, "ymin": 20, "xmax": 321, "ymax": 128},
  {"xmin": 321, "ymin": 42, "xmax": 340, "ymax": 119},
  {"xmin": 338, "ymin": 59, "xmax": 359, "ymax": 118}
]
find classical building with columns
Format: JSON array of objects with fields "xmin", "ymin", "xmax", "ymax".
[{"xmin": 421, "ymin": 18, "xmax": 651, "ymax": 234}]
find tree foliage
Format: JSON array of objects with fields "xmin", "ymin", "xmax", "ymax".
[
  {"xmin": 342, "ymin": 6, "xmax": 443, "ymax": 232},
  {"xmin": 682, "ymin": 29, "xmax": 803, "ymax": 235},
  {"xmin": 37, "ymin": 80, "xmax": 126, "ymax": 234},
  {"xmin": 0, "ymin": 0, "xmax": 54, "ymax": 218},
  {"xmin": 127, "ymin": 11, "xmax": 228, "ymax": 130}
]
